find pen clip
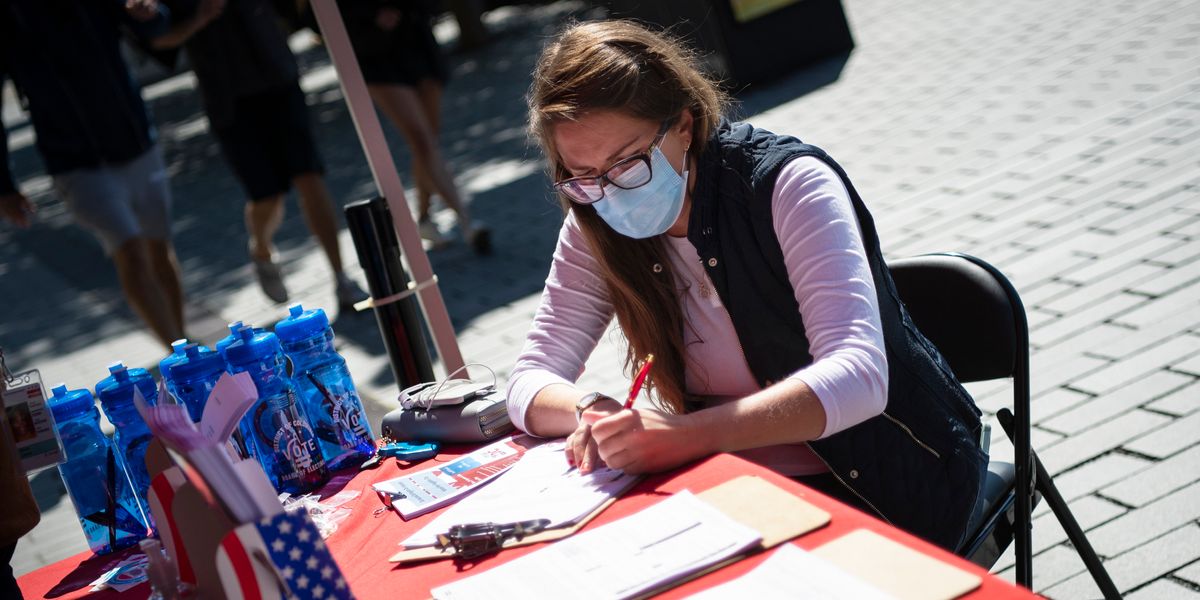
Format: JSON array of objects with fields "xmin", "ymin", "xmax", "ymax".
[{"xmin": 434, "ymin": 519, "xmax": 552, "ymax": 561}]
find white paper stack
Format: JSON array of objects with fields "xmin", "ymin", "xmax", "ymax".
[
  {"xmin": 402, "ymin": 440, "xmax": 639, "ymax": 548},
  {"xmin": 135, "ymin": 373, "xmax": 280, "ymax": 523},
  {"xmin": 431, "ymin": 491, "xmax": 763, "ymax": 600}
]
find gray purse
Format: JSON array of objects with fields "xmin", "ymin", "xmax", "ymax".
[{"xmin": 380, "ymin": 366, "xmax": 514, "ymax": 443}]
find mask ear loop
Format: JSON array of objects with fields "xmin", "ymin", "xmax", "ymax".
[{"xmin": 406, "ymin": 363, "xmax": 499, "ymax": 411}]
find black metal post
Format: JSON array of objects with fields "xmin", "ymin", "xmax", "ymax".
[
  {"xmin": 997, "ymin": 409, "xmax": 1122, "ymax": 599},
  {"xmin": 345, "ymin": 197, "xmax": 436, "ymax": 389}
]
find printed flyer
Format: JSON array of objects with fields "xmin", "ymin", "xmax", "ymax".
[{"xmin": 373, "ymin": 435, "xmax": 540, "ymax": 519}]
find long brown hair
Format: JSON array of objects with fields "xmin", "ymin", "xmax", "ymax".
[{"xmin": 527, "ymin": 20, "xmax": 729, "ymax": 413}]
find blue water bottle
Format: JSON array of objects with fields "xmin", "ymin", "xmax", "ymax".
[
  {"xmin": 48, "ymin": 385, "xmax": 150, "ymax": 554},
  {"xmin": 94, "ymin": 362, "xmax": 157, "ymax": 532},
  {"xmin": 168, "ymin": 343, "xmax": 224, "ymax": 422},
  {"xmin": 224, "ymin": 329, "xmax": 329, "ymax": 493},
  {"xmin": 276, "ymin": 304, "xmax": 376, "ymax": 470}
]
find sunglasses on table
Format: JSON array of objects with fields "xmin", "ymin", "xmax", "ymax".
[{"xmin": 553, "ymin": 119, "xmax": 673, "ymax": 205}]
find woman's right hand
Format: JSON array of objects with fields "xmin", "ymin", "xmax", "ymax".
[{"xmin": 565, "ymin": 395, "xmax": 623, "ymax": 473}]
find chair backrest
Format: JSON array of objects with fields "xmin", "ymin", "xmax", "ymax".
[
  {"xmin": 890, "ymin": 254, "xmax": 1048, "ymax": 588},
  {"xmin": 887, "ymin": 253, "xmax": 1023, "ymax": 383}
]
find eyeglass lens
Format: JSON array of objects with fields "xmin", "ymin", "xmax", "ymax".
[{"xmin": 560, "ymin": 155, "xmax": 653, "ymax": 203}]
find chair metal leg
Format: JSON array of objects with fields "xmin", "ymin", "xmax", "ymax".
[{"xmin": 998, "ymin": 409, "xmax": 1122, "ymax": 599}]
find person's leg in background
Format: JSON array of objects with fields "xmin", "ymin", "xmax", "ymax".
[
  {"xmin": 292, "ymin": 173, "xmax": 342, "ymax": 273},
  {"xmin": 111, "ymin": 238, "xmax": 184, "ymax": 347},
  {"xmin": 57, "ymin": 158, "xmax": 185, "ymax": 349},
  {"xmin": 292, "ymin": 172, "xmax": 366, "ymax": 307},
  {"xmin": 411, "ymin": 79, "xmax": 448, "ymax": 248},
  {"xmin": 214, "ymin": 95, "xmax": 296, "ymax": 304},
  {"xmin": 368, "ymin": 82, "xmax": 490, "ymax": 254},
  {"xmin": 245, "ymin": 194, "xmax": 289, "ymax": 303},
  {"xmin": 146, "ymin": 239, "xmax": 185, "ymax": 332},
  {"xmin": 132, "ymin": 146, "xmax": 186, "ymax": 336},
  {"xmin": 275, "ymin": 82, "xmax": 367, "ymax": 307}
]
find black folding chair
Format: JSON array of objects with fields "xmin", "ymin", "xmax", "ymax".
[{"xmin": 887, "ymin": 252, "xmax": 1120, "ymax": 598}]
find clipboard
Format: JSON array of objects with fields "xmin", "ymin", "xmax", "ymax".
[
  {"xmin": 388, "ymin": 488, "xmax": 630, "ymax": 563},
  {"xmin": 627, "ymin": 475, "xmax": 832, "ymax": 599},
  {"xmin": 812, "ymin": 529, "xmax": 982, "ymax": 600},
  {"xmin": 391, "ymin": 474, "xmax": 831, "ymax": 564}
]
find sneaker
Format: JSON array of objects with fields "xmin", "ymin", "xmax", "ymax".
[
  {"xmin": 335, "ymin": 273, "xmax": 369, "ymax": 311},
  {"xmin": 419, "ymin": 218, "xmax": 450, "ymax": 249},
  {"xmin": 253, "ymin": 258, "xmax": 289, "ymax": 303},
  {"xmin": 465, "ymin": 222, "xmax": 492, "ymax": 255}
]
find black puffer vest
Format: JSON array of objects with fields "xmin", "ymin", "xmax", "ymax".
[{"xmin": 686, "ymin": 120, "xmax": 987, "ymax": 551}]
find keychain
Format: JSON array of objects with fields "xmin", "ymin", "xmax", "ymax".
[
  {"xmin": 0, "ymin": 346, "xmax": 65, "ymax": 472},
  {"xmin": 359, "ymin": 439, "xmax": 440, "ymax": 470}
]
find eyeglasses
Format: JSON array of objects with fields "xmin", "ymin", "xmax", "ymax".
[{"xmin": 553, "ymin": 119, "xmax": 673, "ymax": 205}]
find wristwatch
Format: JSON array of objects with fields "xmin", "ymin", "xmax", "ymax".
[{"xmin": 575, "ymin": 391, "xmax": 615, "ymax": 422}]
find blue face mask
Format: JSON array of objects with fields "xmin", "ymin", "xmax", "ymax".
[{"xmin": 593, "ymin": 146, "xmax": 688, "ymax": 239}]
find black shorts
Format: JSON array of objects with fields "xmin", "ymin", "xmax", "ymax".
[
  {"xmin": 349, "ymin": 7, "xmax": 449, "ymax": 86},
  {"xmin": 212, "ymin": 82, "xmax": 324, "ymax": 201}
]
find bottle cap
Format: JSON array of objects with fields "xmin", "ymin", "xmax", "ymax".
[
  {"xmin": 169, "ymin": 343, "xmax": 224, "ymax": 381},
  {"xmin": 47, "ymin": 384, "xmax": 96, "ymax": 421},
  {"xmin": 96, "ymin": 362, "xmax": 157, "ymax": 414},
  {"xmin": 159, "ymin": 338, "xmax": 191, "ymax": 379},
  {"xmin": 274, "ymin": 304, "xmax": 329, "ymax": 343},
  {"xmin": 215, "ymin": 321, "xmax": 248, "ymax": 357},
  {"xmin": 224, "ymin": 329, "xmax": 282, "ymax": 366}
]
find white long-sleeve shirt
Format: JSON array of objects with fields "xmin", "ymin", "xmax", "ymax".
[{"xmin": 506, "ymin": 156, "xmax": 888, "ymax": 475}]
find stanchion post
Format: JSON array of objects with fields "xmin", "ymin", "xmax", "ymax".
[{"xmin": 345, "ymin": 197, "xmax": 437, "ymax": 388}]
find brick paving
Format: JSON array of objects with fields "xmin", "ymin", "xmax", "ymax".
[{"xmin": 2, "ymin": 0, "xmax": 1198, "ymax": 596}]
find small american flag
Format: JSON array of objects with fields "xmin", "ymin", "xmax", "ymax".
[{"xmin": 215, "ymin": 510, "xmax": 353, "ymax": 600}]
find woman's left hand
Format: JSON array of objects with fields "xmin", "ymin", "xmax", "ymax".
[{"xmin": 584, "ymin": 409, "xmax": 710, "ymax": 474}]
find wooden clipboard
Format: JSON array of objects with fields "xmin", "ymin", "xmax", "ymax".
[
  {"xmin": 628, "ymin": 475, "xmax": 833, "ymax": 599},
  {"xmin": 391, "ymin": 474, "xmax": 831, "ymax": 564},
  {"xmin": 812, "ymin": 529, "xmax": 982, "ymax": 600}
]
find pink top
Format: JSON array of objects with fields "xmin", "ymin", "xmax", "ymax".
[{"xmin": 506, "ymin": 156, "xmax": 888, "ymax": 476}]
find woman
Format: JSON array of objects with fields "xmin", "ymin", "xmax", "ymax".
[
  {"xmin": 506, "ymin": 20, "xmax": 988, "ymax": 552},
  {"xmin": 341, "ymin": 0, "xmax": 490, "ymax": 254}
]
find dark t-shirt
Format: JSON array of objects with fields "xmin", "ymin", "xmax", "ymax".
[
  {"xmin": 167, "ymin": 0, "xmax": 299, "ymax": 130},
  {"xmin": 0, "ymin": 0, "xmax": 167, "ymax": 192}
]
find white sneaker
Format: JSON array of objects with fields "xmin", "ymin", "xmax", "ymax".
[
  {"xmin": 419, "ymin": 219, "xmax": 449, "ymax": 249},
  {"xmin": 335, "ymin": 274, "xmax": 369, "ymax": 310},
  {"xmin": 253, "ymin": 258, "xmax": 289, "ymax": 303}
]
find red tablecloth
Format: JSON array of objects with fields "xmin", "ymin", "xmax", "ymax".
[{"xmin": 19, "ymin": 452, "xmax": 1035, "ymax": 599}]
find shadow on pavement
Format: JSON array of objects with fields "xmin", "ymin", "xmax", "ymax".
[{"xmin": 0, "ymin": 0, "xmax": 848, "ymax": 372}]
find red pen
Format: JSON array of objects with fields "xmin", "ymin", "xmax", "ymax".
[{"xmin": 624, "ymin": 354, "xmax": 655, "ymax": 409}]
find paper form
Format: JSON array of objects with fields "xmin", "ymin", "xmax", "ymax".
[
  {"xmin": 431, "ymin": 491, "xmax": 762, "ymax": 600},
  {"xmin": 685, "ymin": 543, "xmax": 896, "ymax": 599},
  {"xmin": 198, "ymin": 372, "xmax": 259, "ymax": 444},
  {"xmin": 402, "ymin": 440, "xmax": 640, "ymax": 547},
  {"xmin": 374, "ymin": 435, "xmax": 537, "ymax": 519}
]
